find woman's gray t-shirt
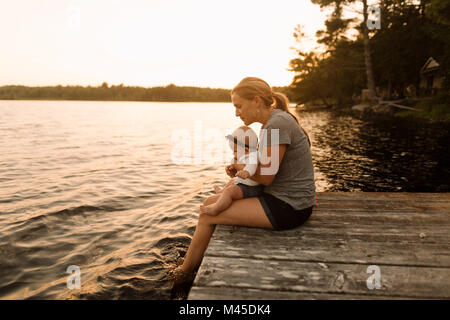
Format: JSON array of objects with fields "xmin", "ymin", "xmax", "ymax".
[{"xmin": 258, "ymin": 109, "xmax": 315, "ymax": 210}]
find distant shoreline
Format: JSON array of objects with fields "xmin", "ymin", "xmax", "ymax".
[
  {"xmin": 0, "ymin": 98, "xmax": 231, "ymax": 103},
  {"xmin": 0, "ymin": 84, "xmax": 295, "ymax": 103},
  {"xmin": 0, "ymin": 84, "xmax": 232, "ymax": 103}
]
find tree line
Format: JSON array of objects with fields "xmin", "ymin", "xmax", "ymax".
[
  {"xmin": 289, "ymin": 0, "xmax": 450, "ymax": 109},
  {"xmin": 0, "ymin": 83, "xmax": 232, "ymax": 102},
  {"xmin": 0, "ymin": 83, "xmax": 298, "ymax": 104}
]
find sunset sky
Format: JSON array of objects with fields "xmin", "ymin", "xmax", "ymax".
[{"xmin": 0, "ymin": 0, "xmax": 329, "ymax": 88}]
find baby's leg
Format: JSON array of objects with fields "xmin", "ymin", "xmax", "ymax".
[
  {"xmin": 213, "ymin": 178, "xmax": 236, "ymax": 194},
  {"xmin": 200, "ymin": 184, "xmax": 243, "ymax": 216}
]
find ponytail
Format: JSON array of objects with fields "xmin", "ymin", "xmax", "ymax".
[{"xmin": 273, "ymin": 92, "xmax": 311, "ymax": 147}]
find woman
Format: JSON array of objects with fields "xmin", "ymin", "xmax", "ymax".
[{"xmin": 168, "ymin": 77, "xmax": 315, "ymax": 283}]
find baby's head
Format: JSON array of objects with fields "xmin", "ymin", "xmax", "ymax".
[{"xmin": 226, "ymin": 126, "xmax": 258, "ymax": 158}]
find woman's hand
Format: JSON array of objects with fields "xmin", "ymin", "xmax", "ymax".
[
  {"xmin": 236, "ymin": 170, "xmax": 250, "ymax": 179},
  {"xmin": 226, "ymin": 164, "xmax": 237, "ymax": 178}
]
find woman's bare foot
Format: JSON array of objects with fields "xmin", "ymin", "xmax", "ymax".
[
  {"xmin": 213, "ymin": 185, "xmax": 222, "ymax": 194},
  {"xmin": 200, "ymin": 204, "xmax": 220, "ymax": 216},
  {"xmin": 176, "ymin": 257, "xmax": 184, "ymax": 266},
  {"xmin": 166, "ymin": 265, "xmax": 195, "ymax": 284}
]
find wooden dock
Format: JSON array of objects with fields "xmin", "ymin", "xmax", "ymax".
[{"xmin": 188, "ymin": 192, "xmax": 450, "ymax": 299}]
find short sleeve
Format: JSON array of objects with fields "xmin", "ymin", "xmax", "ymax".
[{"xmin": 260, "ymin": 115, "xmax": 291, "ymax": 147}]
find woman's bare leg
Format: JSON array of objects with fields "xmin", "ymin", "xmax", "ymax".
[
  {"xmin": 200, "ymin": 185, "xmax": 243, "ymax": 216},
  {"xmin": 180, "ymin": 196, "xmax": 273, "ymax": 274}
]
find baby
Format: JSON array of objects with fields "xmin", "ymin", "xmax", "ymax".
[{"xmin": 200, "ymin": 126, "xmax": 263, "ymax": 216}]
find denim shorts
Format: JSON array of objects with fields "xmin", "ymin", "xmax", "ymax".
[
  {"xmin": 258, "ymin": 192, "xmax": 313, "ymax": 231},
  {"xmin": 236, "ymin": 183, "xmax": 264, "ymax": 199}
]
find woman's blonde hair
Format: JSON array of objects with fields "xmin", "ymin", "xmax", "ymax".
[{"xmin": 231, "ymin": 77, "xmax": 310, "ymax": 146}]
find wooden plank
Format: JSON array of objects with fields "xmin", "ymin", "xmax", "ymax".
[
  {"xmin": 314, "ymin": 201, "xmax": 450, "ymax": 213},
  {"xmin": 259, "ymin": 226, "xmax": 450, "ymax": 243},
  {"xmin": 305, "ymin": 219, "xmax": 450, "ymax": 233},
  {"xmin": 307, "ymin": 206, "xmax": 450, "ymax": 233},
  {"xmin": 316, "ymin": 192, "xmax": 450, "ymax": 201},
  {"xmin": 207, "ymin": 226, "xmax": 450, "ymax": 267},
  {"xmin": 214, "ymin": 224, "xmax": 450, "ymax": 244},
  {"xmin": 192, "ymin": 256, "xmax": 450, "ymax": 299},
  {"xmin": 188, "ymin": 286, "xmax": 417, "ymax": 300},
  {"xmin": 311, "ymin": 211, "xmax": 450, "ymax": 224}
]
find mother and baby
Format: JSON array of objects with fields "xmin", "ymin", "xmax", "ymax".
[{"xmin": 167, "ymin": 77, "xmax": 316, "ymax": 283}]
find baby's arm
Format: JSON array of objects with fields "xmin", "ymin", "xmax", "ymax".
[
  {"xmin": 242, "ymin": 162, "xmax": 258, "ymax": 177},
  {"xmin": 235, "ymin": 163, "xmax": 257, "ymax": 179},
  {"xmin": 234, "ymin": 151, "xmax": 259, "ymax": 179},
  {"xmin": 235, "ymin": 169, "xmax": 250, "ymax": 179},
  {"xmin": 235, "ymin": 152, "xmax": 258, "ymax": 178},
  {"xmin": 232, "ymin": 163, "xmax": 246, "ymax": 171}
]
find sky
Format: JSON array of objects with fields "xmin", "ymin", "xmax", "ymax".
[{"xmin": 0, "ymin": 0, "xmax": 328, "ymax": 88}]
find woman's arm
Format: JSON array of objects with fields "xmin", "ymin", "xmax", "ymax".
[{"xmin": 250, "ymin": 144, "xmax": 287, "ymax": 186}]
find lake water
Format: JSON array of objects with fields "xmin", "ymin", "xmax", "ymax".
[{"xmin": 0, "ymin": 100, "xmax": 448, "ymax": 299}]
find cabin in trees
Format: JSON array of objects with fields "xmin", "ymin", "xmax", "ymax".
[{"xmin": 420, "ymin": 57, "xmax": 444, "ymax": 96}]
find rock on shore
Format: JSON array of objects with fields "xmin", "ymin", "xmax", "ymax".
[{"xmin": 351, "ymin": 103, "xmax": 395, "ymax": 117}]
